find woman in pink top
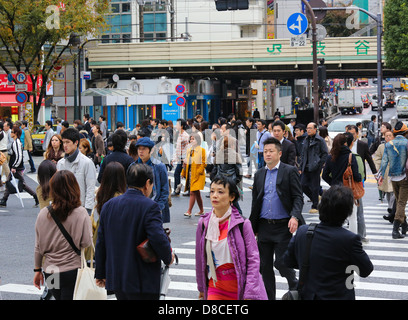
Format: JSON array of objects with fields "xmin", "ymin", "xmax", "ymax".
[
  {"xmin": 33, "ymin": 170, "xmax": 92, "ymax": 300},
  {"xmin": 195, "ymin": 176, "xmax": 267, "ymax": 300}
]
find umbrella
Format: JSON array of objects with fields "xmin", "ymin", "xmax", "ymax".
[
  {"xmin": 159, "ymin": 253, "xmax": 178, "ymax": 300},
  {"xmin": 11, "ymin": 174, "xmax": 24, "ymax": 208}
]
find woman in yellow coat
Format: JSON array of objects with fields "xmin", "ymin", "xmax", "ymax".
[{"xmin": 182, "ymin": 132, "xmax": 206, "ymax": 218}]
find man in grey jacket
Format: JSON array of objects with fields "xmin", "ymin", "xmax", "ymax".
[{"xmin": 57, "ymin": 127, "xmax": 96, "ymax": 214}]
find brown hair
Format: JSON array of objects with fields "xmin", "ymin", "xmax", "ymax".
[
  {"xmin": 79, "ymin": 138, "xmax": 92, "ymax": 155},
  {"xmin": 96, "ymin": 161, "xmax": 126, "ymax": 214},
  {"xmin": 49, "ymin": 170, "xmax": 81, "ymax": 221},
  {"xmin": 45, "ymin": 134, "xmax": 64, "ymax": 161}
]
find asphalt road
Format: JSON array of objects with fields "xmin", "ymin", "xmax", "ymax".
[{"xmin": 1, "ymin": 105, "xmax": 408, "ymax": 300}]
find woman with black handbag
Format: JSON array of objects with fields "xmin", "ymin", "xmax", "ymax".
[{"xmin": 0, "ymin": 125, "xmax": 38, "ymax": 207}]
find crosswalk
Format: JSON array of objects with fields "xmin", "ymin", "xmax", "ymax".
[
  {"xmin": 2, "ymin": 169, "xmax": 408, "ymax": 300},
  {"xmin": 163, "ymin": 202, "xmax": 408, "ymax": 300}
]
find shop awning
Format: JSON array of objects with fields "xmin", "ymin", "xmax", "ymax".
[
  {"xmin": 0, "ymin": 93, "xmax": 19, "ymax": 107},
  {"xmin": 0, "ymin": 93, "xmax": 44, "ymax": 107}
]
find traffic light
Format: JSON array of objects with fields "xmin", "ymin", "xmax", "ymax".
[
  {"xmin": 215, "ymin": 0, "xmax": 249, "ymax": 11},
  {"xmin": 318, "ymin": 59, "xmax": 326, "ymax": 87}
]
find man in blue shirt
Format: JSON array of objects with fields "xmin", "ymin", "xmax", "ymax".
[{"xmin": 250, "ymin": 137, "xmax": 305, "ymax": 300}]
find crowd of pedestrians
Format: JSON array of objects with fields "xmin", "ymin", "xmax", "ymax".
[{"xmin": 2, "ymin": 110, "xmax": 401, "ymax": 301}]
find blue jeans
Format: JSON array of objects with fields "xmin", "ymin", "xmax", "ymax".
[
  {"xmin": 173, "ymin": 163, "xmax": 183, "ymax": 191},
  {"xmin": 258, "ymin": 152, "xmax": 265, "ymax": 169}
]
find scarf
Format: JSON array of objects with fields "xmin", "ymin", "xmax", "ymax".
[
  {"xmin": 65, "ymin": 147, "xmax": 79, "ymax": 163},
  {"xmin": 205, "ymin": 206, "xmax": 232, "ymax": 287}
]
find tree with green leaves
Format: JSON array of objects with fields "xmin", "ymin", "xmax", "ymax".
[
  {"xmin": 384, "ymin": 0, "xmax": 408, "ymax": 71},
  {"xmin": 0, "ymin": 0, "xmax": 109, "ymax": 122}
]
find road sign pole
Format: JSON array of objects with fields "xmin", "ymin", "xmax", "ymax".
[{"xmin": 301, "ymin": 0, "xmax": 319, "ymax": 124}]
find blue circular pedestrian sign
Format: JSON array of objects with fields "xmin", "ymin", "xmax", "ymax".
[
  {"xmin": 287, "ymin": 13, "xmax": 308, "ymax": 35},
  {"xmin": 15, "ymin": 92, "xmax": 28, "ymax": 104},
  {"xmin": 175, "ymin": 96, "xmax": 186, "ymax": 106},
  {"xmin": 175, "ymin": 84, "xmax": 185, "ymax": 94}
]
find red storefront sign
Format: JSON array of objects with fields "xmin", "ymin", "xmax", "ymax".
[{"xmin": 0, "ymin": 74, "xmax": 43, "ymax": 106}]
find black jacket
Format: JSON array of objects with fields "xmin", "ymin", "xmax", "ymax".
[
  {"xmin": 356, "ymin": 139, "xmax": 377, "ymax": 180},
  {"xmin": 300, "ymin": 134, "xmax": 328, "ymax": 173},
  {"xmin": 283, "ymin": 222, "xmax": 373, "ymax": 300},
  {"xmin": 322, "ymin": 146, "xmax": 361, "ymax": 186},
  {"xmin": 97, "ymin": 149, "xmax": 134, "ymax": 183},
  {"xmin": 281, "ymin": 138, "xmax": 297, "ymax": 166},
  {"xmin": 249, "ymin": 162, "xmax": 305, "ymax": 234}
]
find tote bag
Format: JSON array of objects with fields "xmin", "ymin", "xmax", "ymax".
[{"xmin": 73, "ymin": 248, "xmax": 107, "ymax": 300}]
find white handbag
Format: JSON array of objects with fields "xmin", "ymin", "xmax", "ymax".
[{"xmin": 73, "ymin": 247, "xmax": 107, "ymax": 300}]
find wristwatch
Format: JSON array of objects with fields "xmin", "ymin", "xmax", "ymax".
[{"xmin": 34, "ymin": 268, "xmax": 42, "ymax": 273}]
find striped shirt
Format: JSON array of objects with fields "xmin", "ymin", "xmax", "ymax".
[
  {"xmin": 9, "ymin": 138, "xmax": 24, "ymax": 170},
  {"xmin": 173, "ymin": 130, "xmax": 190, "ymax": 163}
]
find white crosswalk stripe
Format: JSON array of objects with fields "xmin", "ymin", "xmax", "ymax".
[
  {"xmin": 161, "ymin": 205, "xmax": 408, "ymax": 300},
  {"xmin": 2, "ymin": 174, "xmax": 408, "ymax": 300}
]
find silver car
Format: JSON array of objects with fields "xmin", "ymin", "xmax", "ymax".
[{"xmin": 397, "ymin": 96, "xmax": 408, "ymax": 118}]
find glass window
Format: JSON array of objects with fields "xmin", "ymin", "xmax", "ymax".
[
  {"xmin": 111, "ymin": 3, "xmax": 120, "ymax": 13},
  {"xmin": 121, "ymin": 14, "xmax": 131, "ymax": 26},
  {"xmin": 122, "ymin": 2, "xmax": 130, "ymax": 12},
  {"xmin": 154, "ymin": 13, "xmax": 167, "ymax": 32},
  {"xmin": 122, "ymin": 34, "xmax": 131, "ymax": 43},
  {"xmin": 111, "ymin": 15, "xmax": 121, "ymax": 26},
  {"xmin": 101, "ymin": 35, "xmax": 110, "ymax": 43},
  {"xmin": 112, "ymin": 34, "xmax": 121, "ymax": 43},
  {"xmin": 144, "ymin": 14, "xmax": 155, "ymax": 33}
]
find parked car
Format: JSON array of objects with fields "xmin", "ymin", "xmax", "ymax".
[
  {"xmin": 396, "ymin": 95, "xmax": 408, "ymax": 118},
  {"xmin": 327, "ymin": 117, "xmax": 370, "ymax": 140},
  {"xmin": 31, "ymin": 125, "xmax": 58, "ymax": 155}
]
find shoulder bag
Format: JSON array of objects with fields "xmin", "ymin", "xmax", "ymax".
[
  {"xmin": 343, "ymin": 153, "xmax": 365, "ymax": 205},
  {"xmin": 282, "ymin": 223, "xmax": 317, "ymax": 300},
  {"xmin": 47, "ymin": 205, "xmax": 80, "ymax": 256}
]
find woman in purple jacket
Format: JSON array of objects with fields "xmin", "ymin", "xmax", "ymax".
[{"xmin": 195, "ymin": 175, "xmax": 267, "ymax": 300}]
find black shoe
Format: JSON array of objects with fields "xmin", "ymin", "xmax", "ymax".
[
  {"xmin": 33, "ymin": 195, "xmax": 39, "ymax": 208},
  {"xmin": 0, "ymin": 199, "xmax": 7, "ymax": 207},
  {"xmin": 30, "ymin": 170, "xmax": 36, "ymax": 173},
  {"xmin": 402, "ymin": 220, "xmax": 408, "ymax": 235},
  {"xmin": 392, "ymin": 221, "xmax": 404, "ymax": 239},
  {"xmin": 171, "ymin": 192, "xmax": 180, "ymax": 197}
]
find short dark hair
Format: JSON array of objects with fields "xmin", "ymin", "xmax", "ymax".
[
  {"xmin": 61, "ymin": 127, "xmax": 80, "ymax": 144},
  {"xmin": 344, "ymin": 132, "xmax": 354, "ymax": 147},
  {"xmin": 371, "ymin": 115, "xmax": 376, "ymax": 121},
  {"xmin": 272, "ymin": 120, "xmax": 285, "ymax": 131},
  {"xmin": 263, "ymin": 136, "xmax": 282, "ymax": 152},
  {"xmin": 126, "ymin": 163, "xmax": 154, "ymax": 189},
  {"xmin": 256, "ymin": 119, "xmax": 266, "ymax": 127},
  {"xmin": 210, "ymin": 175, "xmax": 240, "ymax": 202},
  {"xmin": 84, "ymin": 114, "xmax": 90, "ymax": 120},
  {"xmin": 45, "ymin": 120, "xmax": 53, "ymax": 127},
  {"xmin": 111, "ymin": 129, "xmax": 128, "ymax": 150},
  {"xmin": 12, "ymin": 125, "xmax": 22, "ymax": 138},
  {"xmin": 347, "ymin": 124, "xmax": 359, "ymax": 133},
  {"xmin": 177, "ymin": 118, "xmax": 188, "ymax": 130},
  {"xmin": 116, "ymin": 121, "xmax": 124, "ymax": 128},
  {"xmin": 318, "ymin": 185, "xmax": 354, "ymax": 226}
]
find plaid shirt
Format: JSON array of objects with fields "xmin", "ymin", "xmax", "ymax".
[{"xmin": 173, "ymin": 130, "xmax": 190, "ymax": 163}]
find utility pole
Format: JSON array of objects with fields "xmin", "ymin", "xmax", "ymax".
[
  {"xmin": 301, "ymin": 0, "xmax": 319, "ymax": 124},
  {"xmin": 311, "ymin": 5, "xmax": 383, "ymax": 136}
]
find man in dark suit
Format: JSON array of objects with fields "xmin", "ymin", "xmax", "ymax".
[
  {"xmin": 283, "ymin": 185, "xmax": 373, "ymax": 300},
  {"xmin": 95, "ymin": 163, "xmax": 174, "ymax": 300},
  {"xmin": 250, "ymin": 137, "xmax": 305, "ymax": 300},
  {"xmin": 271, "ymin": 120, "xmax": 296, "ymax": 166},
  {"xmin": 346, "ymin": 124, "xmax": 378, "ymax": 242}
]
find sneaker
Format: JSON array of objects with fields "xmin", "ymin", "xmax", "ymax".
[{"xmin": 175, "ymin": 184, "xmax": 182, "ymax": 194}]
